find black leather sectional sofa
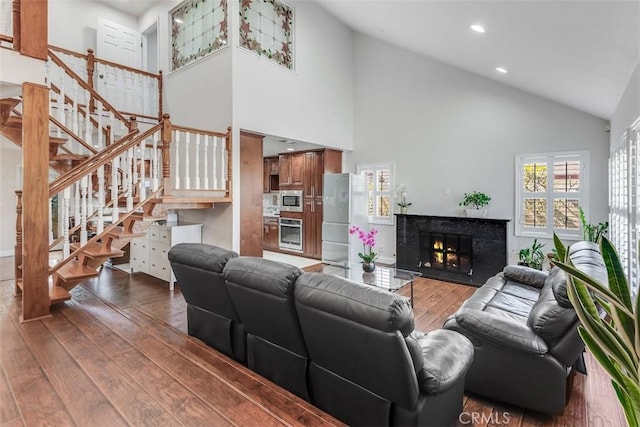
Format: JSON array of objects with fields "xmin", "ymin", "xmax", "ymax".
[
  {"xmin": 168, "ymin": 243, "xmax": 474, "ymax": 427},
  {"xmin": 443, "ymin": 241, "xmax": 607, "ymax": 414}
]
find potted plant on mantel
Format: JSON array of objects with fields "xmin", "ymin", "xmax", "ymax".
[{"xmin": 459, "ymin": 191, "xmax": 491, "ymax": 218}]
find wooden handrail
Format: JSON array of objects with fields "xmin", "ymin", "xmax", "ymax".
[
  {"xmin": 172, "ymin": 125, "xmax": 230, "ymax": 139},
  {"xmin": 48, "ymin": 49, "xmax": 131, "ymax": 129},
  {"xmin": 49, "ymin": 116, "xmax": 99, "ymax": 155},
  {"xmin": 50, "ymin": 82, "xmax": 109, "ymax": 143},
  {"xmin": 48, "ymin": 44, "xmax": 87, "ymax": 59},
  {"xmin": 48, "ymin": 123, "xmax": 162, "ymax": 197},
  {"xmin": 48, "ymin": 187, "xmax": 164, "ymax": 276}
]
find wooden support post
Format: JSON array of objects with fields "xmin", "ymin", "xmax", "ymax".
[
  {"xmin": 12, "ymin": 0, "xmax": 20, "ymax": 51},
  {"xmin": 19, "ymin": 0, "xmax": 47, "ymax": 60},
  {"xmin": 87, "ymin": 49, "xmax": 96, "ymax": 112},
  {"xmin": 14, "ymin": 191, "xmax": 23, "ymax": 295},
  {"xmin": 161, "ymin": 113, "xmax": 171, "ymax": 179},
  {"xmin": 21, "ymin": 83, "xmax": 51, "ymax": 322}
]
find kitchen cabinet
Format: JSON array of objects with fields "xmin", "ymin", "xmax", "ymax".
[
  {"xmin": 130, "ymin": 222, "xmax": 202, "ymax": 290},
  {"xmin": 279, "ymin": 152, "xmax": 304, "ymax": 188},
  {"xmin": 301, "ymin": 149, "xmax": 342, "ymax": 259},
  {"xmin": 263, "ymin": 156, "xmax": 280, "ymax": 193},
  {"xmin": 263, "ymin": 217, "xmax": 279, "ymax": 250}
]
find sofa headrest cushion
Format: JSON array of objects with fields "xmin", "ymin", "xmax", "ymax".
[
  {"xmin": 503, "ymin": 265, "xmax": 548, "ymax": 289},
  {"xmin": 295, "ymin": 272, "xmax": 415, "ymax": 336},
  {"xmin": 547, "ymin": 268, "xmax": 572, "ymax": 308},
  {"xmin": 224, "ymin": 257, "xmax": 303, "ymax": 298},
  {"xmin": 168, "ymin": 243, "xmax": 237, "ymax": 273}
]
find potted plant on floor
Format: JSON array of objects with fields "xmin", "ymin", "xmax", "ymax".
[
  {"xmin": 459, "ymin": 191, "xmax": 491, "ymax": 218},
  {"xmin": 518, "ymin": 238, "xmax": 545, "ymax": 270},
  {"xmin": 552, "ymin": 235, "xmax": 639, "ymax": 427}
]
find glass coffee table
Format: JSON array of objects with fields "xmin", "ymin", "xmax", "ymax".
[{"xmin": 317, "ymin": 262, "xmax": 421, "ymax": 307}]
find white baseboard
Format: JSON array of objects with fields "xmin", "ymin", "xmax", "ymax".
[{"xmin": 0, "ymin": 249, "xmax": 14, "ymax": 258}]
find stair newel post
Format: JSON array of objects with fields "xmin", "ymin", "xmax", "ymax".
[
  {"xmin": 87, "ymin": 49, "xmax": 96, "ymax": 113},
  {"xmin": 62, "ymin": 186, "xmax": 71, "ymax": 258},
  {"xmin": 14, "ymin": 191, "xmax": 22, "ymax": 295},
  {"xmin": 12, "ymin": 0, "xmax": 20, "ymax": 51},
  {"xmin": 80, "ymin": 176, "xmax": 88, "ymax": 246},
  {"xmin": 161, "ymin": 113, "xmax": 172, "ymax": 184}
]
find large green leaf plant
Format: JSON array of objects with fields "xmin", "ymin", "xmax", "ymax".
[{"xmin": 553, "ymin": 234, "xmax": 639, "ymax": 426}]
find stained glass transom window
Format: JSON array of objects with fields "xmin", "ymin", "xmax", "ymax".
[
  {"xmin": 171, "ymin": 0, "xmax": 228, "ymax": 71},
  {"xmin": 239, "ymin": 0, "xmax": 293, "ymax": 69}
]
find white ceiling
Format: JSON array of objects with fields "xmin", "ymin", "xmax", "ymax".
[
  {"xmin": 103, "ymin": 0, "xmax": 640, "ymax": 120},
  {"xmin": 315, "ymin": 0, "xmax": 640, "ymax": 120}
]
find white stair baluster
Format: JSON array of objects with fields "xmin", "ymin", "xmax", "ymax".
[
  {"xmin": 139, "ymin": 139, "xmax": 147, "ymax": 199},
  {"xmin": 212, "ymin": 136, "xmax": 218, "ymax": 189},
  {"xmin": 48, "ymin": 197, "xmax": 53, "ymax": 245},
  {"xmin": 87, "ymin": 172, "xmax": 93, "ymax": 228},
  {"xmin": 97, "ymin": 165, "xmax": 105, "ymax": 233},
  {"xmin": 152, "ymin": 138, "xmax": 159, "ymax": 191},
  {"xmin": 195, "ymin": 133, "xmax": 201, "ymax": 190},
  {"xmin": 96, "ymin": 100, "xmax": 104, "ymax": 148},
  {"xmin": 174, "ymin": 131, "xmax": 181, "ymax": 190},
  {"xmin": 63, "ymin": 187, "xmax": 71, "ymax": 258},
  {"xmin": 74, "ymin": 182, "xmax": 80, "ymax": 232},
  {"xmin": 203, "ymin": 134, "xmax": 209, "ymax": 189},
  {"xmin": 185, "ymin": 133, "xmax": 191, "ymax": 190},
  {"xmin": 112, "ymin": 154, "xmax": 119, "ymax": 223},
  {"xmin": 132, "ymin": 143, "xmax": 139, "ymax": 200},
  {"xmin": 127, "ymin": 148, "xmax": 134, "ymax": 211},
  {"xmin": 80, "ymin": 176, "xmax": 88, "ymax": 245}
]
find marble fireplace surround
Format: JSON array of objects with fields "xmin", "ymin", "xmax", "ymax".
[{"xmin": 396, "ymin": 214, "xmax": 510, "ymax": 287}]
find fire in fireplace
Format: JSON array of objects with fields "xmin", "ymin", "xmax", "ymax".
[{"xmin": 421, "ymin": 232, "xmax": 472, "ymax": 274}]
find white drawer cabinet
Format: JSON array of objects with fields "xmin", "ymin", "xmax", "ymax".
[{"xmin": 130, "ymin": 222, "xmax": 202, "ymax": 290}]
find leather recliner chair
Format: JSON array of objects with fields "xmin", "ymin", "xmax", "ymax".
[
  {"xmin": 167, "ymin": 243, "xmax": 244, "ymax": 361},
  {"xmin": 224, "ymin": 257, "xmax": 310, "ymax": 400},
  {"xmin": 443, "ymin": 241, "xmax": 607, "ymax": 414},
  {"xmin": 295, "ymin": 272, "xmax": 475, "ymax": 427}
]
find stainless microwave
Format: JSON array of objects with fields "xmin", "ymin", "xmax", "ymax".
[{"xmin": 280, "ymin": 190, "xmax": 303, "ymax": 212}]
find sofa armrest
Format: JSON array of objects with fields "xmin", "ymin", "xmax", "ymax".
[
  {"xmin": 455, "ymin": 309, "xmax": 548, "ymax": 355},
  {"xmin": 503, "ymin": 265, "xmax": 548, "ymax": 289},
  {"xmin": 410, "ymin": 329, "xmax": 474, "ymax": 395}
]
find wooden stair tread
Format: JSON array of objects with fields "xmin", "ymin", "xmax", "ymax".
[
  {"xmin": 49, "ymin": 136, "xmax": 67, "ymax": 145},
  {"xmin": 52, "ymin": 153, "xmax": 88, "ymax": 161},
  {"xmin": 107, "ymin": 227, "xmax": 146, "ymax": 240},
  {"xmin": 71, "ymin": 242, "xmax": 124, "ymax": 259},
  {"xmin": 150, "ymin": 196, "xmax": 220, "ymax": 204},
  {"xmin": 3, "ymin": 116, "xmax": 21, "ymax": 127},
  {"xmin": 56, "ymin": 261, "xmax": 99, "ymax": 281},
  {"xmin": 129, "ymin": 212, "xmax": 166, "ymax": 222},
  {"xmin": 49, "ymin": 285, "xmax": 72, "ymax": 304},
  {"xmin": 0, "ymin": 98, "xmax": 20, "ymax": 108}
]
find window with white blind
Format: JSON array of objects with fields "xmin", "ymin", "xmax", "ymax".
[
  {"xmin": 610, "ymin": 118, "xmax": 639, "ymax": 298},
  {"xmin": 515, "ymin": 151, "xmax": 589, "ymax": 239},
  {"xmin": 357, "ymin": 163, "xmax": 395, "ymax": 225}
]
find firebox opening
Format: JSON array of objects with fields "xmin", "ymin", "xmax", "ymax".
[{"xmin": 421, "ymin": 232, "xmax": 472, "ymax": 274}]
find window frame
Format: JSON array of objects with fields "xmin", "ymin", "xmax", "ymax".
[
  {"xmin": 515, "ymin": 150, "xmax": 589, "ymax": 239},
  {"xmin": 356, "ymin": 162, "xmax": 395, "ymax": 225}
]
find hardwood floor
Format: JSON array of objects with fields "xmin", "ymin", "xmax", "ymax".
[{"xmin": 0, "ymin": 257, "xmax": 626, "ymax": 426}]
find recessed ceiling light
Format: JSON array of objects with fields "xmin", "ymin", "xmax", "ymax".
[
  {"xmin": 286, "ymin": 148, "xmax": 295, "ymax": 151},
  {"xmin": 470, "ymin": 24, "xmax": 485, "ymax": 34},
  {"xmin": 496, "ymin": 67, "xmax": 508, "ymax": 74}
]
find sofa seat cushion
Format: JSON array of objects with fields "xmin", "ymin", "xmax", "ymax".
[{"xmin": 409, "ymin": 330, "xmax": 474, "ymax": 394}]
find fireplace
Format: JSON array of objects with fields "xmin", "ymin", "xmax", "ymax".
[
  {"xmin": 396, "ymin": 214, "xmax": 510, "ymax": 286},
  {"xmin": 421, "ymin": 232, "xmax": 472, "ymax": 274}
]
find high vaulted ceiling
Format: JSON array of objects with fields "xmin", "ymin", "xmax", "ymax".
[
  {"xmin": 103, "ymin": 0, "xmax": 640, "ymax": 120},
  {"xmin": 315, "ymin": 0, "xmax": 640, "ymax": 120}
]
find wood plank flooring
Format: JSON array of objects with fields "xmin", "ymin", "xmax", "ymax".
[{"xmin": 0, "ymin": 256, "xmax": 627, "ymax": 426}]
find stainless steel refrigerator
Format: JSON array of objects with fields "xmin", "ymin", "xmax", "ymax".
[{"xmin": 322, "ymin": 173, "xmax": 368, "ymax": 266}]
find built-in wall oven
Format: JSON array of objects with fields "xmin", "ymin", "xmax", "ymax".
[
  {"xmin": 280, "ymin": 190, "xmax": 303, "ymax": 212},
  {"xmin": 279, "ymin": 218, "xmax": 303, "ymax": 252}
]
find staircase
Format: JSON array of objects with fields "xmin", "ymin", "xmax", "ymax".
[{"xmin": 1, "ymin": 45, "xmax": 232, "ymax": 311}]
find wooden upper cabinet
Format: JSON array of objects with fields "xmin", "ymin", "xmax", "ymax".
[
  {"xmin": 290, "ymin": 152, "xmax": 305, "ymax": 187},
  {"xmin": 264, "ymin": 157, "xmax": 279, "ymax": 193},
  {"xmin": 279, "ymin": 152, "xmax": 304, "ymax": 188},
  {"xmin": 263, "ymin": 159, "xmax": 271, "ymax": 193},
  {"xmin": 268, "ymin": 158, "xmax": 279, "ymax": 175}
]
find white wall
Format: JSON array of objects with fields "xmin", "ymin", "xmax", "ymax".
[
  {"xmin": 232, "ymin": 0, "xmax": 354, "ymax": 151},
  {"xmin": 349, "ymin": 34, "xmax": 610, "ymax": 264},
  {"xmin": 610, "ymin": 62, "xmax": 640, "ymax": 144},
  {"xmin": 48, "ymin": 0, "xmax": 138, "ymax": 52}
]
